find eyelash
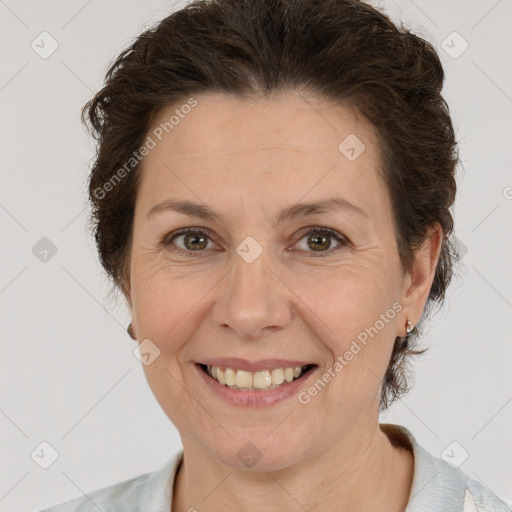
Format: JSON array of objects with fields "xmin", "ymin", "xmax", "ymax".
[{"xmin": 159, "ymin": 226, "xmax": 348, "ymax": 257}]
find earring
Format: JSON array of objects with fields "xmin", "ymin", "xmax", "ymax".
[
  {"xmin": 406, "ymin": 320, "xmax": 414, "ymax": 335},
  {"xmin": 127, "ymin": 322, "xmax": 137, "ymax": 340}
]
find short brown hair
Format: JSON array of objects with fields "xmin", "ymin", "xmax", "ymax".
[{"xmin": 82, "ymin": 0, "xmax": 459, "ymax": 410}]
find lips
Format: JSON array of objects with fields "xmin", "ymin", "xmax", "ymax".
[{"xmin": 195, "ymin": 359, "xmax": 319, "ymax": 406}]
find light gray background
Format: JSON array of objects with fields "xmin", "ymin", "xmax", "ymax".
[{"xmin": 1, "ymin": 1, "xmax": 511, "ymax": 510}]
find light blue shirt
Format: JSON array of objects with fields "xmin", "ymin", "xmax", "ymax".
[{"xmin": 38, "ymin": 424, "xmax": 511, "ymax": 511}]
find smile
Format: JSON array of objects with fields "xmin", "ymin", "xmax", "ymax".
[{"xmin": 199, "ymin": 363, "xmax": 317, "ymax": 391}]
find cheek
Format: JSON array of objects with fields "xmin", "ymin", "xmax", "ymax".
[
  {"xmin": 291, "ymin": 260, "xmax": 398, "ymax": 334},
  {"xmin": 131, "ymin": 252, "xmax": 200, "ymax": 325},
  {"xmin": 130, "ymin": 259, "xmax": 221, "ymax": 373},
  {"xmin": 293, "ymin": 266, "xmax": 400, "ymax": 395},
  {"xmin": 132, "ymin": 270, "xmax": 201, "ymax": 426}
]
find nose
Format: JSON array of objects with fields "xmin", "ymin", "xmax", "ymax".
[{"xmin": 211, "ymin": 245, "xmax": 292, "ymax": 340}]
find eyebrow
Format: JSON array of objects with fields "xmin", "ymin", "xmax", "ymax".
[{"xmin": 146, "ymin": 196, "xmax": 369, "ymax": 223}]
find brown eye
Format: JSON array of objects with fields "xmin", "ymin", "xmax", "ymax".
[
  {"xmin": 294, "ymin": 228, "xmax": 347, "ymax": 256},
  {"xmin": 306, "ymin": 233, "xmax": 332, "ymax": 251},
  {"xmin": 181, "ymin": 231, "xmax": 209, "ymax": 251},
  {"xmin": 163, "ymin": 228, "xmax": 214, "ymax": 254}
]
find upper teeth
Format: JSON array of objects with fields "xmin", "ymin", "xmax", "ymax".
[{"xmin": 206, "ymin": 365, "xmax": 307, "ymax": 390}]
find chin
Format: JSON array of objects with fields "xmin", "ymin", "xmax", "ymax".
[{"xmin": 200, "ymin": 430, "xmax": 312, "ymax": 472}]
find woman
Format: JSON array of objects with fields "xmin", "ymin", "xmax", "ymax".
[{"xmin": 39, "ymin": 0, "xmax": 510, "ymax": 510}]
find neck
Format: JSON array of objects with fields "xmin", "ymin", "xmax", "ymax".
[{"xmin": 171, "ymin": 420, "xmax": 414, "ymax": 512}]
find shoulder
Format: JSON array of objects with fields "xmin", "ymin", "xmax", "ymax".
[
  {"xmin": 37, "ymin": 471, "xmax": 154, "ymax": 512},
  {"xmin": 37, "ymin": 452, "xmax": 183, "ymax": 512},
  {"xmin": 463, "ymin": 477, "xmax": 512, "ymax": 512},
  {"xmin": 37, "ymin": 473, "xmax": 151, "ymax": 512},
  {"xmin": 424, "ymin": 449, "xmax": 510, "ymax": 510},
  {"xmin": 380, "ymin": 423, "xmax": 511, "ymax": 512}
]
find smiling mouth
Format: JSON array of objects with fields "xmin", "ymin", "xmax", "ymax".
[{"xmin": 198, "ymin": 363, "xmax": 317, "ymax": 391}]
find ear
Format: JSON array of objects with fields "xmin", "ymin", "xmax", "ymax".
[{"xmin": 398, "ymin": 222, "xmax": 443, "ymax": 336}]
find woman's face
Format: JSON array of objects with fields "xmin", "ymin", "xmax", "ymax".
[{"xmin": 126, "ymin": 91, "xmax": 438, "ymax": 469}]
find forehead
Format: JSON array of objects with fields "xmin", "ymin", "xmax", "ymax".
[
  {"xmin": 136, "ymin": 91, "xmax": 387, "ymax": 220},
  {"xmin": 148, "ymin": 91, "xmax": 377, "ymax": 157}
]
